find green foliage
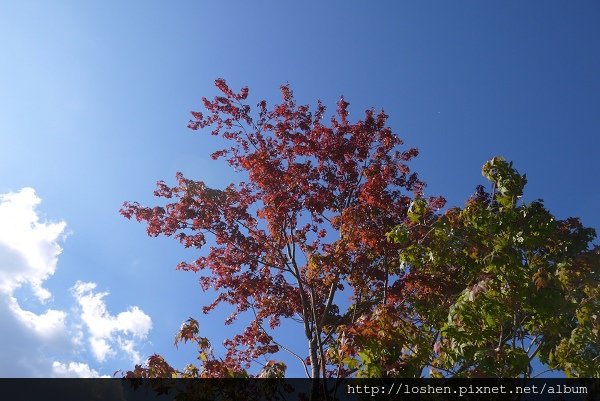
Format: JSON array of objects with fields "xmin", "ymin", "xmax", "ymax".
[
  {"xmin": 386, "ymin": 157, "xmax": 599, "ymax": 377},
  {"xmin": 481, "ymin": 157, "xmax": 527, "ymax": 208}
]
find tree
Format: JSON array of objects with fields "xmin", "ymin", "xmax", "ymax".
[
  {"xmin": 120, "ymin": 79, "xmax": 435, "ymax": 378},
  {"xmin": 376, "ymin": 157, "xmax": 599, "ymax": 378}
]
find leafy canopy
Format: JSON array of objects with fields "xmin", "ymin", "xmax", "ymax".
[
  {"xmin": 380, "ymin": 157, "xmax": 599, "ymax": 378},
  {"xmin": 121, "ymin": 80, "xmax": 599, "ymax": 379},
  {"xmin": 121, "ymin": 79, "xmax": 431, "ymax": 378}
]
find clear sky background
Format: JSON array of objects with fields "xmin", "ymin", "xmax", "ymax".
[{"xmin": 0, "ymin": 1, "xmax": 598, "ymax": 377}]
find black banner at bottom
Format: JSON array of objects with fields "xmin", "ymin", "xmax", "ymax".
[{"xmin": 0, "ymin": 378, "xmax": 598, "ymax": 401}]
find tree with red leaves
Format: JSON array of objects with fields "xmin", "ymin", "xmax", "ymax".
[{"xmin": 121, "ymin": 79, "xmax": 438, "ymax": 379}]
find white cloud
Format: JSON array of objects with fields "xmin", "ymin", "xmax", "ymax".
[
  {"xmin": 72, "ymin": 281, "xmax": 152, "ymax": 364},
  {"xmin": 51, "ymin": 361, "xmax": 105, "ymax": 378},
  {"xmin": 0, "ymin": 187, "xmax": 65, "ymax": 301},
  {"xmin": 0, "ymin": 188, "xmax": 152, "ymax": 377},
  {"xmin": 7, "ymin": 295, "xmax": 67, "ymax": 338}
]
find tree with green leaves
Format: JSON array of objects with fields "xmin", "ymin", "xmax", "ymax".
[{"xmin": 358, "ymin": 157, "xmax": 600, "ymax": 378}]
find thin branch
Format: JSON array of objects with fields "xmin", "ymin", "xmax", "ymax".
[
  {"xmin": 533, "ymin": 368, "xmax": 560, "ymax": 378},
  {"xmin": 383, "ymin": 252, "xmax": 389, "ymax": 305},
  {"xmin": 251, "ymin": 305, "xmax": 310, "ymax": 378},
  {"xmin": 163, "ymin": 217, "xmax": 292, "ymax": 274}
]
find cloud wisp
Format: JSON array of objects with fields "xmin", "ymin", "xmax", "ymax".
[{"xmin": 72, "ymin": 281, "xmax": 152, "ymax": 364}]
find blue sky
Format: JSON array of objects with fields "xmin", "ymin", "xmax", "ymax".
[{"xmin": 0, "ymin": 1, "xmax": 598, "ymax": 377}]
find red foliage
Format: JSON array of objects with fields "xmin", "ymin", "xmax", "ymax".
[{"xmin": 121, "ymin": 79, "xmax": 441, "ymax": 377}]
